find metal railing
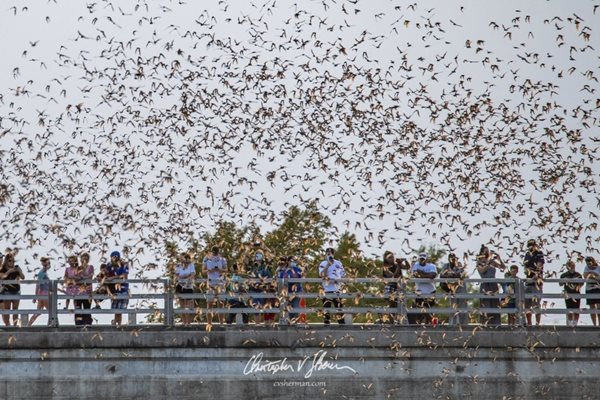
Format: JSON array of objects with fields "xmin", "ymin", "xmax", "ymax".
[{"xmin": 1, "ymin": 277, "xmax": 599, "ymax": 327}]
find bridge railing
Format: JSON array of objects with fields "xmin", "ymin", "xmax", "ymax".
[{"xmin": 1, "ymin": 277, "xmax": 599, "ymax": 327}]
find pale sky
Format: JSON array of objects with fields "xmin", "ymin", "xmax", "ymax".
[{"xmin": 0, "ymin": 0, "xmax": 599, "ymax": 325}]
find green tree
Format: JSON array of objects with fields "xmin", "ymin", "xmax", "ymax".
[{"xmin": 263, "ymin": 202, "xmax": 332, "ymax": 273}]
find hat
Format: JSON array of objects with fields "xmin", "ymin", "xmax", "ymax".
[
  {"xmin": 110, "ymin": 251, "xmax": 121, "ymax": 258},
  {"xmin": 527, "ymin": 239, "xmax": 537, "ymax": 247},
  {"xmin": 419, "ymin": 252, "xmax": 428, "ymax": 259}
]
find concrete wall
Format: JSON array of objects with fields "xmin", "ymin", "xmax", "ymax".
[{"xmin": 0, "ymin": 326, "xmax": 598, "ymax": 399}]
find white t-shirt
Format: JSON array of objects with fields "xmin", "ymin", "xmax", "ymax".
[
  {"xmin": 319, "ymin": 259, "xmax": 345, "ymax": 292},
  {"xmin": 411, "ymin": 262, "xmax": 437, "ymax": 294},
  {"xmin": 203, "ymin": 255, "xmax": 227, "ymax": 286},
  {"xmin": 175, "ymin": 263, "xmax": 195, "ymax": 289}
]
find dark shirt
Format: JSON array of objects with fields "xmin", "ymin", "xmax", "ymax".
[
  {"xmin": 524, "ymin": 250, "xmax": 545, "ymax": 285},
  {"xmin": 106, "ymin": 262, "xmax": 129, "ymax": 293},
  {"xmin": 560, "ymin": 271, "xmax": 582, "ymax": 293},
  {"xmin": 2, "ymin": 266, "xmax": 23, "ymax": 293}
]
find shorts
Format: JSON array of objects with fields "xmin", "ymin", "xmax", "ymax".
[
  {"xmin": 175, "ymin": 285, "xmax": 194, "ymax": 294},
  {"xmin": 525, "ymin": 285, "xmax": 542, "ymax": 309},
  {"xmin": 587, "ymin": 288, "xmax": 600, "ymax": 306},
  {"xmin": 565, "ymin": 298, "xmax": 580, "ymax": 309},
  {"xmin": 111, "ymin": 298, "xmax": 129, "ymax": 310}
]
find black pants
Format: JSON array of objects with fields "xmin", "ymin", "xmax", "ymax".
[
  {"xmin": 75, "ymin": 299, "xmax": 93, "ymax": 325},
  {"xmin": 226, "ymin": 300, "xmax": 249, "ymax": 324},
  {"xmin": 322, "ymin": 295, "xmax": 345, "ymax": 325}
]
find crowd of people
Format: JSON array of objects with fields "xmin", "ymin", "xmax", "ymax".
[{"xmin": 0, "ymin": 238, "xmax": 599, "ymax": 327}]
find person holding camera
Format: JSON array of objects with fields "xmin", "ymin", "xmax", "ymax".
[
  {"xmin": 319, "ymin": 248, "xmax": 346, "ymax": 325},
  {"xmin": 382, "ymin": 251, "xmax": 410, "ymax": 324},
  {"xmin": 476, "ymin": 245, "xmax": 506, "ymax": 326},
  {"xmin": 203, "ymin": 246, "xmax": 227, "ymax": 324},
  {"xmin": 523, "ymin": 239, "xmax": 545, "ymax": 326},
  {"xmin": 440, "ymin": 253, "xmax": 468, "ymax": 325}
]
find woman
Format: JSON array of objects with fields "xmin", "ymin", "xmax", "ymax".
[
  {"xmin": 28, "ymin": 257, "xmax": 51, "ymax": 326},
  {"xmin": 74, "ymin": 253, "xmax": 94, "ymax": 325},
  {"xmin": 63, "ymin": 256, "xmax": 80, "ymax": 310},
  {"xmin": 476, "ymin": 245, "xmax": 506, "ymax": 326},
  {"xmin": 0, "ymin": 253, "xmax": 25, "ymax": 326},
  {"xmin": 583, "ymin": 256, "xmax": 600, "ymax": 327},
  {"xmin": 382, "ymin": 251, "xmax": 409, "ymax": 324},
  {"xmin": 175, "ymin": 253, "xmax": 196, "ymax": 325}
]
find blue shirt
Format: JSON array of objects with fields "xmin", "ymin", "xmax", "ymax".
[
  {"xmin": 278, "ymin": 266, "xmax": 303, "ymax": 292},
  {"xmin": 106, "ymin": 262, "xmax": 129, "ymax": 293},
  {"xmin": 37, "ymin": 270, "xmax": 50, "ymax": 293}
]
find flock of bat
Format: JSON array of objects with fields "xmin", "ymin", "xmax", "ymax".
[{"xmin": 0, "ymin": 0, "xmax": 599, "ymax": 272}]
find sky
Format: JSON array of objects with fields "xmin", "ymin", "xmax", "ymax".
[{"xmin": 0, "ymin": 0, "xmax": 599, "ymax": 325}]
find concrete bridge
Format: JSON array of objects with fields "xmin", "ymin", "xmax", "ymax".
[{"xmin": 0, "ymin": 326, "xmax": 597, "ymax": 400}]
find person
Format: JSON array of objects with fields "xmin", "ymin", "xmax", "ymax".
[
  {"xmin": 29, "ymin": 257, "xmax": 52, "ymax": 326},
  {"xmin": 225, "ymin": 263, "xmax": 249, "ymax": 324},
  {"xmin": 501, "ymin": 265, "xmax": 520, "ymax": 326},
  {"xmin": 382, "ymin": 251, "xmax": 410, "ymax": 324},
  {"xmin": 92, "ymin": 263, "xmax": 114, "ymax": 309},
  {"xmin": 202, "ymin": 246, "xmax": 227, "ymax": 324},
  {"xmin": 277, "ymin": 256, "xmax": 304, "ymax": 324},
  {"xmin": 0, "ymin": 253, "xmax": 25, "ymax": 326},
  {"xmin": 73, "ymin": 253, "xmax": 94, "ymax": 326},
  {"xmin": 175, "ymin": 253, "xmax": 196, "ymax": 325},
  {"xmin": 476, "ymin": 245, "xmax": 505, "ymax": 326},
  {"xmin": 247, "ymin": 250, "xmax": 276, "ymax": 325},
  {"xmin": 62, "ymin": 255, "xmax": 80, "ymax": 310},
  {"xmin": 583, "ymin": 256, "xmax": 600, "ymax": 327},
  {"xmin": 523, "ymin": 239, "xmax": 545, "ymax": 326},
  {"xmin": 560, "ymin": 261, "xmax": 583, "ymax": 327},
  {"xmin": 440, "ymin": 252, "xmax": 468, "ymax": 325},
  {"xmin": 410, "ymin": 252, "xmax": 438, "ymax": 325},
  {"xmin": 105, "ymin": 251, "xmax": 129, "ymax": 326},
  {"xmin": 319, "ymin": 248, "xmax": 346, "ymax": 325}
]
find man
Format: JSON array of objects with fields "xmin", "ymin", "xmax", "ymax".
[
  {"xmin": 523, "ymin": 239, "xmax": 545, "ymax": 326},
  {"xmin": 106, "ymin": 251, "xmax": 129, "ymax": 326},
  {"xmin": 410, "ymin": 252, "xmax": 438, "ymax": 325},
  {"xmin": 203, "ymin": 246, "xmax": 227, "ymax": 324},
  {"xmin": 440, "ymin": 253, "xmax": 468, "ymax": 325},
  {"xmin": 247, "ymin": 250, "xmax": 275, "ymax": 325},
  {"xmin": 319, "ymin": 248, "xmax": 346, "ymax": 325},
  {"xmin": 277, "ymin": 256, "xmax": 304, "ymax": 324},
  {"xmin": 225, "ymin": 263, "xmax": 249, "ymax": 325},
  {"xmin": 560, "ymin": 261, "xmax": 582, "ymax": 327},
  {"xmin": 583, "ymin": 256, "xmax": 600, "ymax": 327}
]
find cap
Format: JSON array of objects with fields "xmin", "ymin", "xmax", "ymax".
[
  {"xmin": 419, "ymin": 252, "xmax": 428, "ymax": 259},
  {"xmin": 110, "ymin": 251, "xmax": 121, "ymax": 258}
]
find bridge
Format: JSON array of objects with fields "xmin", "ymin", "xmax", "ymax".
[{"xmin": 0, "ymin": 277, "xmax": 598, "ymax": 399}]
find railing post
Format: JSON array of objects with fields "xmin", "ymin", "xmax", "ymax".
[
  {"xmin": 278, "ymin": 277, "xmax": 288, "ymax": 325},
  {"xmin": 48, "ymin": 280, "xmax": 59, "ymax": 327},
  {"xmin": 515, "ymin": 277, "xmax": 525, "ymax": 327},
  {"xmin": 163, "ymin": 279, "xmax": 174, "ymax": 327},
  {"xmin": 398, "ymin": 279, "xmax": 408, "ymax": 325}
]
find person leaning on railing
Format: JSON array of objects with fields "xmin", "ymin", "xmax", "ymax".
[
  {"xmin": 560, "ymin": 260, "xmax": 583, "ymax": 327},
  {"xmin": 583, "ymin": 256, "xmax": 600, "ymax": 327}
]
